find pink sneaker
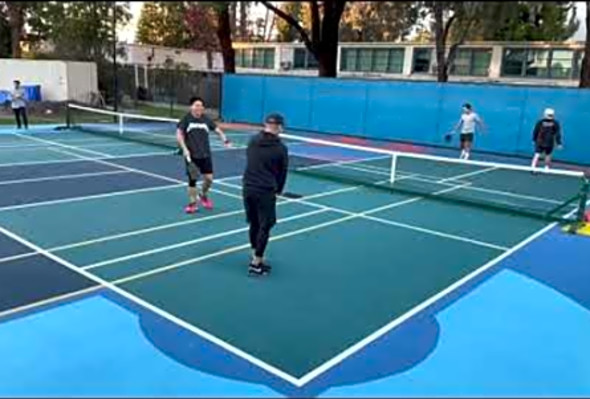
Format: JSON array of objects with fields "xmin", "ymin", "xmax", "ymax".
[
  {"xmin": 200, "ymin": 196, "xmax": 213, "ymax": 210},
  {"xmin": 184, "ymin": 203, "xmax": 198, "ymax": 214}
]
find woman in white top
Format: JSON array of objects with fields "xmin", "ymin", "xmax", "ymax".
[
  {"xmin": 11, "ymin": 80, "xmax": 28, "ymax": 130},
  {"xmin": 452, "ymin": 103, "xmax": 485, "ymax": 160}
]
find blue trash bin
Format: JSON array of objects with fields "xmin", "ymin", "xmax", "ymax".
[
  {"xmin": 22, "ymin": 85, "xmax": 42, "ymax": 102},
  {"xmin": 0, "ymin": 90, "xmax": 9, "ymax": 105}
]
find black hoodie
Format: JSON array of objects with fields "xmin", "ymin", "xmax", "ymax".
[
  {"xmin": 533, "ymin": 118, "xmax": 561, "ymax": 147},
  {"xmin": 242, "ymin": 130, "xmax": 289, "ymax": 194}
]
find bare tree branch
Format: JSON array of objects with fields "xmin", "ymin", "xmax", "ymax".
[{"xmin": 259, "ymin": 0, "xmax": 315, "ymax": 52}]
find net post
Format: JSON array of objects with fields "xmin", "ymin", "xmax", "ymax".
[
  {"xmin": 65, "ymin": 102, "xmax": 71, "ymax": 129},
  {"xmin": 118, "ymin": 114, "xmax": 124, "ymax": 135},
  {"xmin": 574, "ymin": 177, "xmax": 589, "ymax": 230},
  {"xmin": 389, "ymin": 153, "xmax": 398, "ymax": 184}
]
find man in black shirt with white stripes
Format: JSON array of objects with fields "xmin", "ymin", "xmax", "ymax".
[{"xmin": 242, "ymin": 113, "xmax": 289, "ymax": 276}]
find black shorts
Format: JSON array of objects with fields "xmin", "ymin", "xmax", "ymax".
[
  {"xmin": 535, "ymin": 144, "xmax": 554, "ymax": 155},
  {"xmin": 186, "ymin": 157, "xmax": 213, "ymax": 177},
  {"xmin": 243, "ymin": 189, "xmax": 277, "ymax": 229},
  {"xmin": 460, "ymin": 133, "xmax": 474, "ymax": 147}
]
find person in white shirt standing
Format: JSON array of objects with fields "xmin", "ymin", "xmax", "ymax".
[
  {"xmin": 451, "ymin": 103, "xmax": 485, "ymax": 160},
  {"xmin": 11, "ymin": 80, "xmax": 28, "ymax": 130}
]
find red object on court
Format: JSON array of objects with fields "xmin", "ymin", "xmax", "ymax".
[{"xmin": 585, "ymin": 210, "xmax": 590, "ymax": 223}]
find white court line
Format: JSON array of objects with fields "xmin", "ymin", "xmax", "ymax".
[
  {"xmin": 0, "ymin": 183, "xmax": 183, "ymax": 212},
  {"xmin": 0, "ymin": 285, "xmax": 102, "ymax": 320},
  {"xmin": 295, "ymin": 220, "xmax": 560, "ymax": 386},
  {"xmin": 0, "ymin": 170, "xmax": 130, "ymax": 186},
  {"xmin": 1, "ymin": 133, "xmax": 581, "ymax": 387},
  {"xmin": 83, "ymin": 208, "xmax": 328, "ymax": 271},
  {"xmin": 110, "ymin": 212, "xmax": 360, "ymax": 285},
  {"xmin": 0, "ymin": 138, "xmax": 119, "ymax": 149},
  {"xmin": 0, "ymin": 224, "xmax": 301, "ymax": 386},
  {"xmin": 218, "ymin": 180, "xmax": 506, "ymax": 251},
  {"xmin": 15, "ymin": 133, "xmax": 112, "ymax": 158},
  {"xmin": 407, "ymin": 173, "xmax": 564, "ymax": 205},
  {"xmin": 50, "ymin": 184, "xmax": 363, "ymax": 254},
  {"xmin": 0, "ymin": 151, "xmax": 171, "ymax": 168},
  {"xmin": 0, "ymin": 180, "xmax": 371, "ymax": 266},
  {"xmin": 439, "ymin": 166, "xmax": 498, "ymax": 182},
  {"xmin": 110, "ymin": 180, "xmax": 500, "ymax": 289}
]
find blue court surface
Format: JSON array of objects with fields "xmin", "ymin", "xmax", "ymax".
[{"xmin": 0, "ymin": 121, "xmax": 588, "ymax": 398}]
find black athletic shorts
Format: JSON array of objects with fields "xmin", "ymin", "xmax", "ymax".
[
  {"xmin": 535, "ymin": 144, "xmax": 554, "ymax": 155},
  {"xmin": 243, "ymin": 189, "xmax": 277, "ymax": 229},
  {"xmin": 186, "ymin": 157, "xmax": 213, "ymax": 177},
  {"xmin": 460, "ymin": 133, "xmax": 474, "ymax": 146}
]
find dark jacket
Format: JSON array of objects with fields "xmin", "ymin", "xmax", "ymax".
[
  {"xmin": 243, "ymin": 131, "xmax": 289, "ymax": 194},
  {"xmin": 533, "ymin": 118, "xmax": 561, "ymax": 147}
]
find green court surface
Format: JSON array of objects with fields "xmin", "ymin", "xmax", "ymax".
[{"xmin": 0, "ymin": 149, "xmax": 550, "ymax": 381}]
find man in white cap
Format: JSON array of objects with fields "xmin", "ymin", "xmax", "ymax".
[{"xmin": 531, "ymin": 108, "xmax": 562, "ymax": 170}]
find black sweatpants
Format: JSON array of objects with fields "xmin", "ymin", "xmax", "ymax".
[
  {"xmin": 243, "ymin": 189, "xmax": 277, "ymax": 258},
  {"xmin": 13, "ymin": 107, "xmax": 28, "ymax": 129}
]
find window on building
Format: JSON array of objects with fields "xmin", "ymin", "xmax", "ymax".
[
  {"xmin": 339, "ymin": 47, "xmax": 404, "ymax": 73},
  {"xmin": 550, "ymin": 49, "xmax": 574, "ymax": 79},
  {"xmin": 472, "ymin": 50, "xmax": 492, "ymax": 76},
  {"xmin": 235, "ymin": 49, "xmax": 245, "ymax": 67},
  {"xmin": 358, "ymin": 48, "xmax": 373, "ymax": 71},
  {"xmin": 293, "ymin": 48, "xmax": 306, "ymax": 68},
  {"xmin": 293, "ymin": 48, "xmax": 319, "ymax": 69},
  {"xmin": 373, "ymin": 49, "xmax": 390, "ymax": 72},
  {"xmin": 450, "ymin": 48, "xmax": 492, "ymax": 76},
  {"xmin": 501, "ymin": 48, "xmax": 526, "ymax": 76},
  {"xmin": 412, "ymin": 48, "xmax": 432, "ymax": 73},
  {"xmin": 340, "ymin": 48, "xmax": 358, "ymax": 71},
  {"xmin": 263, "ymin": 48, "xmax": 275, "ymax": 68},
  {"xmin": 387, "ymin": 49, "xmax": 404, "ymax": 73},
  {"xmin": 243, "ymin": 49, "xmax": 253, "ymax": 68},
  {"xmin": 524, "ymin": 49, "xmax": 550, "ymax": 78},
  {"xmin": 501, "ymin": 48, "xmax": 577, "ymax": 79},
  {"xmin": 235, "ymin": 48, "xmax": 274, "ymax": 69}
]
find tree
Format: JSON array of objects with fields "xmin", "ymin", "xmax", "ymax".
[
  {"xmin": 427, "ymin": 2, "xmax": 481, "ymax": 82},
  {"xmin": 261, "ymin": 0, "xmax": 347, "ymax": 77},
  {"xmin": 185, "ymin": 3, "xmax": 220, "ymax": 69},
  {"xmin": 213, "ymin": 2, "xmax": 235, "ymax": 73},
  {"xmin": 136, "ymin": 2, "xmax": 190, "ymax": 47},
  {"xmin": 0, "ymin": 3, "xmax": 11, "ymax": 57},
  {"xmin": 276, "ymin": 2, "xmax": 305, "ymax": 42},
  {"xmin": 26, "ymin": 2, "xmax": 131, "ymax": 103},
  {"xmin": 29, "ymin": 2, "xmax": 130, "ymax": 62},
  {"xmin": 466, "ymin": 2, "xmax": 579, "ymax": 42},
  {"xmin": 580, "ymin": 1, "xmax": 590, "ymax": 88},
  {"xmin": 5, "ymin": 1, "xmax": 27, "ymax": 58},
  {"xmin": 339, "ymin": 2, "xmax": 422, "ymax": 42}
]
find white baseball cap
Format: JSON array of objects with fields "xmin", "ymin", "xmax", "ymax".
[{"xmin": 544, "ymin": 108, "xmax": 555, "ymax": 118}]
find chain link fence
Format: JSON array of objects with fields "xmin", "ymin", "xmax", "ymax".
[{"xmin": 115, "ymin": 64, "xmax": 222, "ymax": 118}]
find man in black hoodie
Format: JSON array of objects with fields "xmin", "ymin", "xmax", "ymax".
[
  {"xmin": 242, "ymin": 113, "xmax": 289, "ymax": 276},
  {"xmin": 531, "ymin": 108, "xmax": 562, "ymax": 170}
]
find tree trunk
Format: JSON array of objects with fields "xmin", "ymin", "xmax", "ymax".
[
  {"xmin": 579, "ymin": 1, "xmax": 590, "ymax": 88},
  {"xmin": 433, "ymin": 3, "xmax": 448, "ymax": 82},
  {"xmin": 216, "ymin": 5, "xmax": 235, "ymax": 73},
  {"xmin": 317, "ymin": 18, "xmax": 339, "ymax": 77},
  {"xmin": 6, "ymin": 2, "xmax": 24, "ymax": 58}
]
